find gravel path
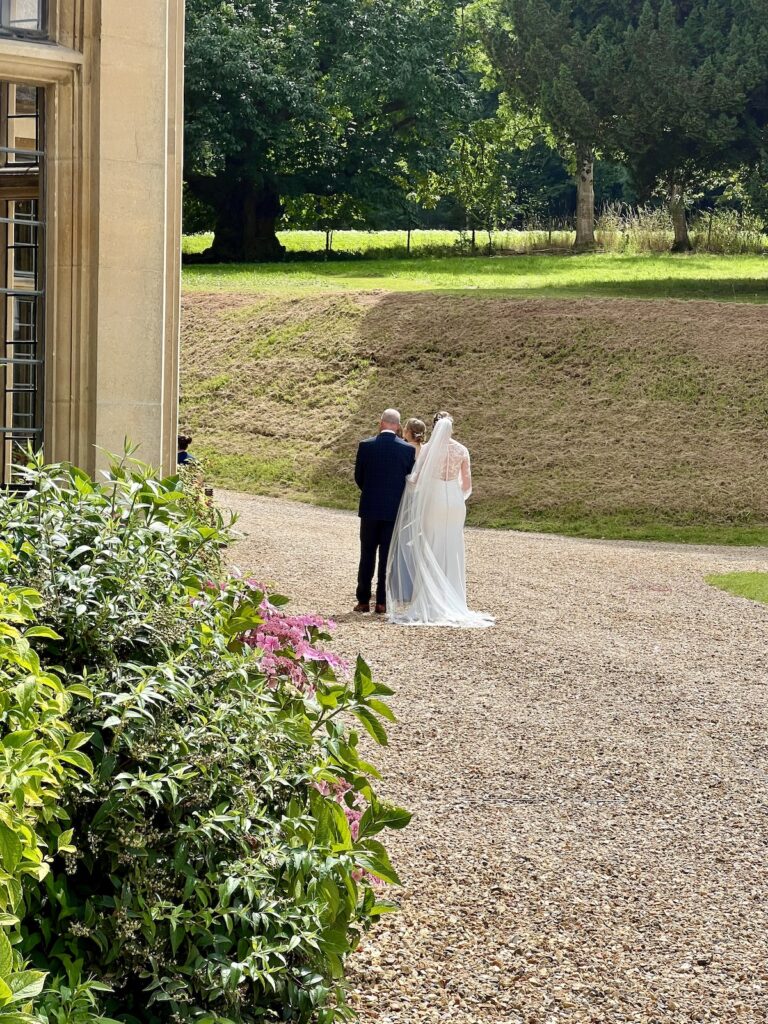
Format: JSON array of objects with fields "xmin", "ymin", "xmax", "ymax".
[{"xmin": 224, "ymin": 491, "xmax": 768, "ymax": 1024}]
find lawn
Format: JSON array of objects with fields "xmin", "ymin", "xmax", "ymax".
[
  {"xmin": 707, "ymin": 572, "xmax": 768, "ymax": 604},
  {"xmin": 183, "ymin": 250, "xmax": 768, "ymax": 303}
]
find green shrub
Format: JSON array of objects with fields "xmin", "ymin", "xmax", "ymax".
[
  {"xmin": 0, "ymin": 454, "xmax": 406, "ymax": 1024},
  {"xmin": 0, "ymin": 541, "xmax": 95, "ymax": 1024},
  {"xmin": 0, "ymin": 449, "xmax": 232, "ymax": 676}
]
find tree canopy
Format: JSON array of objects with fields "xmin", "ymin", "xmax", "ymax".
[
  {"xmin": 599, "ymin": 0, "xmax": 768, "ymax": 248},
  {"xmin": 183, "ymin": 0, "xmax": 768, "ymax": 257},
  {"xmin": 481, "ymin": 0, "xmax": 768, "ymax": 249},
  {"xmin": 184, "ymin": 0, "xmax": 473, "ymax": 260}
]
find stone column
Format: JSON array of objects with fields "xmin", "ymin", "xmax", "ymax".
[{"xmin": 89, "ymin": 1, "xmax": 183, "ymax": 474}]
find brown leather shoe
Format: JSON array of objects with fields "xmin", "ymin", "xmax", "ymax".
[
  {"xmin": 374, "ymin": 603, "xmax": 387, "ymax": 615},
  {"xmin": 354, "ymin": 602, "xmax": 370, "ymax": 613}
]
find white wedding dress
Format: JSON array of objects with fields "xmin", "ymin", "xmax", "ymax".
[{"xmin": 386, "ymin": 418, "xmax": 494, "ymax": 628}]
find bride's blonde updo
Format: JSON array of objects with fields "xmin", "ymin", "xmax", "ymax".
[{"xmin": 405, "ymin": 417, "xmax": 426, "ymax": 443}]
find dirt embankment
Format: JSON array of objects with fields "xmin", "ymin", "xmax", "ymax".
[{"xmin": 181, "ymin": 291, "xmax": 768, "ymax": 530}]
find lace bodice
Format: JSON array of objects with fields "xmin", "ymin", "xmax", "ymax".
[{"xmin": 416, "ymin": 438, "xmax": 472, "ymax": 498}]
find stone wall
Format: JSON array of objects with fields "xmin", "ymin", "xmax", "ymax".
[{"xmin": 0, "ymin": 0, "xmax": 183, "ymax": 475}]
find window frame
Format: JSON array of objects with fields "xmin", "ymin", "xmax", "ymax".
[
  {"xmin": 0, "ymin": 78, "xmax": 44, "ymax": 487},
  {"xmin": 0, "ymin": 1, "xmax": 48, "ymax": 41}
]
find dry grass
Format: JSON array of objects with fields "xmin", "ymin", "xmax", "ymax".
[{"xmin": 181, "ymin": 292, "xmax": 768, "ymax": 540}]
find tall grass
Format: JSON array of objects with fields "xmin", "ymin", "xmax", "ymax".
[
  {"xmin": 690, "ymin": 209, "xmax": 766, "ymax": 254},
  {"xmin": 596, "ymin": 204, "xmax": 675, "ymax": 252},
  {"xmin": 596, "ymin": 203, "xmax": 767, "ymax": 254}
]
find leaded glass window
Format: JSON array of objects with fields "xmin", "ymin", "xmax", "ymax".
[
  {"xmin": 0, "ymin": 82, "xmax": 43, "ymax": 486},
  {"xmin": 0, "ymin": 1, "xmax": 47, "ymax": 37}
]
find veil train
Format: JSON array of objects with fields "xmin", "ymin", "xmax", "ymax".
[{"xmin": 386, "ymin": 418, "xmax": 494, "ymax": 628}]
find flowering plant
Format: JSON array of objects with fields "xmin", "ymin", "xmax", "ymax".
[{"xmin": 0, "ymin": 455, "xmax": 408, "ymax": 1024}]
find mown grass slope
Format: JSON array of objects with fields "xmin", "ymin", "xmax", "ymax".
[{"xmin": 181, "ymin": 290, "xmax": 768, "ymax": 544}]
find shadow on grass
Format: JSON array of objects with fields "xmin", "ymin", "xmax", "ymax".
[
  {"xmin": 303, "ymin": 289, "xmax": 768, "ymax": 547},
  {"xmin": 183, "ymin": 253, "xmax": 768, "ymax": 303}
]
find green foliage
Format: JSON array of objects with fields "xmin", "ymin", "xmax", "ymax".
[
  {"xmin": 184, "ymin": 0, "xmax": 473, "ymax": 258},
  {"xmin": 0, "ymin": 542, "xmax": 95, "ymax": 1024},
  {"xmin": 444, "ymin": 110, "xmax": 519, "ymax": 246},
  {"xmin": 0, "ymin": 448, "xmax": 232, "ymax": 675},
  {"xmin": 0, "ymin": 455, "xmax": 408, "ymax": 1023},
  {"xmin": 283, "ymin": 196, "xmax": 368, "ymax": 255},
  {"xmin": 603, "ymin": 0, "xmax": 768, "ymax": 198},
  {"xmin": 478, "ymin": 0, "xmax": 768, "ymax": 251},
  {"xmin": 484, "ymin": 0, "xmax": 768, "ymax": 244},
  {"xmin": 483, "ymin": 0, "xmax": 615, "ymax": 156}
]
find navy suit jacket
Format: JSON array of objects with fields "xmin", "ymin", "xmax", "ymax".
[{"xmin": 355, "ymin": 432, "xmax": 416, "ymax": 522}]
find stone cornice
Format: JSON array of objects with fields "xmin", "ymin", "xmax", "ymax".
[{"xmin": 0, "ymin": 37, "xmax": 82, "ymax": 83}]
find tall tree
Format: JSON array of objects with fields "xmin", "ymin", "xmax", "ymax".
[
  {"xmin": 599, "ymin": 0, "xmax": 768, "ymax": 250},
  {"xmin": 184, "ymin": 0, "xmax": 472, "ymax": 261},
  {"xmin": 447, "ymin": 110, "xmax": 520, "ymax": 251},
  {"xmin": 481, "ymin": 0, "xmax": 622, "ymax": 250}
]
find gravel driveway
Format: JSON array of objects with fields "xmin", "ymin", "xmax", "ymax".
[{"xmin": 223, "ymin": 491, "xmax": 768, "ymax": 1024}]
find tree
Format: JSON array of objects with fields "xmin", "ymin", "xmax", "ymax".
[
  {"xmin": 599, "ymin": 0, "xmax": 768, "ymax": 251},
  {"xmin": 447, "ymin": 112, "xmax": 519, "ymax": 251},
  {"xmin": 481, "ymin": 0, "xmax": 624, "ymax": 250},
  {"xmin": 184, "ymin": 0, "xmax": 472, "ymax": 261}
]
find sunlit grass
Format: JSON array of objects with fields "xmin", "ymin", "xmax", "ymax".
[
  {"xmin": 183, "ymin": 251, "xmax": 768, "ymax": 303},
  {"xmin": 182, "ymin": 228, "xmax": 576, "ymax": 258},
  {"xmin": 707, "ymin": 572, "xmax": 768, "ymax": 603}
]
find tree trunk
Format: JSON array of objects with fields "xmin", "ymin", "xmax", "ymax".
[
  {"xmin": 668, "ymin": 183, "xmax": 692, "ymax": 253},
  {"xmin": 573, "ymin": 147, "xmax": 596, "ymax": 251},
  {"xmin": 203, "ymin": 180, "xmax": 285, "ymax": 262}
]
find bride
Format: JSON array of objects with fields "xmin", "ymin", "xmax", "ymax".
[{"xmin": 386, "ymin": 412, "xmax": 494, "ymax": 628}]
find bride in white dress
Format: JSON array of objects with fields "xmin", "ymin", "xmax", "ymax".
[{"xmin": 386, "ymin": 412, "xmax": 494, "ymax": 628}]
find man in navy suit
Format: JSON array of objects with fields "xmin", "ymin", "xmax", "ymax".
[{"xmin": 354, "ymin": 408, "xmax": 416, "ymax": 614}]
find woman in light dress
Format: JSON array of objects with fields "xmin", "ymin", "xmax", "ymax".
[
  {"xmin": 387, "ymin": 411, "xmax": 494, "ymax": 628},
  {"xmin": 403, "ymin": 417, "xmax": 426, "ymax": 458}
]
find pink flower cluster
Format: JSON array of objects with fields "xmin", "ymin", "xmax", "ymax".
[{"xmin": 241, "ymin": 590, "xmax": 349, "ymax": 694}]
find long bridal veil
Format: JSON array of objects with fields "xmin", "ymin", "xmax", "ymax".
[{"xmin": 386, "ymin": 418, "xmax": 494, "ymax": 628}]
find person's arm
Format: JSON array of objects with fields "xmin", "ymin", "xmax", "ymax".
[
  {"xmin": 355, "ymin": 443, "xmax": 365, "ymax": 490},
  {"xmin": 460, "ymin": 450, "xmax": 472, "ymax": 500}
]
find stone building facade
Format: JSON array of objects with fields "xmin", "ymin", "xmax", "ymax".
[{"xmin": 0, "ymin": 0, "xmax": 183, "ymax": 484}]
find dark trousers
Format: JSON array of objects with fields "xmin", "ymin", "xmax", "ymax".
[{"xmin": 357, "ymin": 518, "xmax": 395, "ymax": 606}]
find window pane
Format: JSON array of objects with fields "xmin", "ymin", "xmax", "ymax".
[
  {"xmin": 0, "ymin": 1, "xmax": 46, "ymax": 34},
  {"xmin": 14, "ymin": 85, "xmax": 37, "ymax": 116},
  {"xmin": 1, "ymin": 80, "xmax": 44, "ymax": 486}
]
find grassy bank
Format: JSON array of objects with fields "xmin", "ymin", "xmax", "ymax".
[
  {"xmin": 181, "ymin": 289, "xmax": 768, "ymax": 546},
  {"xmin": 183, "ymin": 251, "xmax": 768, "ymax": 304}
]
